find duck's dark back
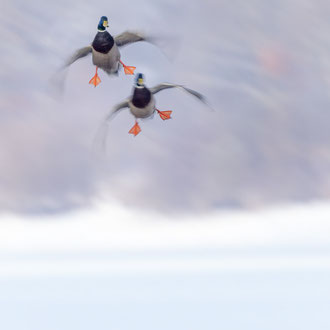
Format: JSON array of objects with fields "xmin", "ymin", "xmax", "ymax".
[
  {"xmin": 92, "ymin": 32, "xmax": 114, "ymax": 54},
  {"xmin": 132, "ymin": 87, "xmax": 152, "ymax": 108}
]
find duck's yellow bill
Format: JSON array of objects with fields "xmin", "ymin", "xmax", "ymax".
[
  {"xmin": 103, "ymin": 20, "xmax": 109, "ymax": 27},
  {"xmin": 138, "ymin": 78, "xmax": 144, "ymax": 85}
]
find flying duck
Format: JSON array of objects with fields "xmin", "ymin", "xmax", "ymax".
[
  {"xmin": 104, "ymin": 73, "xmax": 210, "ymax": 136},
  {"xmin": 65, "ymin": 16, "xmax": 150, "ymax": 87}
]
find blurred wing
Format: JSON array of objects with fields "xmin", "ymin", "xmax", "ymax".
[
  {"xmin": 114, "ymin": 31, "xmax": 149, "ymax": 47},
  {"xmin": 106, "ymin": 99, "xmax": 130, "ymax": 120},
  {"xmin": 93, "ymin": 99, "xmax": 130, "ymax": 152},
  {"xmin": 64, "ymin": 46, "xmax": 92, "ymax": 67},
  {"xmin": 150, "ymin": 83, "xmax": 209, "ymax": 106}
]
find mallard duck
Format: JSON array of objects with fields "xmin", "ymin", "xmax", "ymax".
[
  {"xmin": 104, "ymin": 73, "xmax": 210, "ymax": 136},
  {"xmin": 65, "ymin": 16, "xmax": 150, "ymax": 87}
]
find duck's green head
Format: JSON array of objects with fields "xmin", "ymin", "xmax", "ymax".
[
  {"xmin": 98, "ymin": 16, "xmax": 109, "ymax": 31},
  {"xmin": 135, "ymin": 73, "xmax": 145, "ymax": 87}
]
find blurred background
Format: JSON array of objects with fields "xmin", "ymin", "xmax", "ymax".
[{"xmin": 1, "ymin": 0, "xmax": 330, "ymax": 329}]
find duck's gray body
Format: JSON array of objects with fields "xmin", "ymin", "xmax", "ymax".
[
  {"xmin": 128, "ymin": 95, "xmax": 156, "ymax": 118},
  {"xmin": 127, "ymin": 85, "xmax": 156, "ymax": 118},
  {"xmin": 91, "ymin": 44, "xmax": 120, "ymax": 74},
  {"xmin": 90, "ymin": 30, "xmax": 120, "ymax": 74}
]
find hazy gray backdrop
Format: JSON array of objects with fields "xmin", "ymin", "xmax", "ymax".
[{"xmin": 1, "ymin": 0, "xmax": 330, "ymax": 214}]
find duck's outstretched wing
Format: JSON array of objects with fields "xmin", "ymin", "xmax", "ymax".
[
  {"xmin": 106, "ymin": 99, "xmax": 130, "ymax": 120},
  {"xmin": 150, "ymin": 83, "xmax": 209, "ymax": 106},
  {"xmin": 64, "ymin": 46, "xmax": 92, "ymax": 67},
  {"xmin": 114, "ymin": 31, "xmax": 149, "ymax": 47}
]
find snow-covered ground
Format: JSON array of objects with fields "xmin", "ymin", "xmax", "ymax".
[{"xmin": 1, "ymin": 201, "xmax": 330, "ymax": 329}]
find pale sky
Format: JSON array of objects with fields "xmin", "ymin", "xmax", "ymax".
[{"xmin": 2, "ymin": 0, "xmax": 330, "ymax": 214}]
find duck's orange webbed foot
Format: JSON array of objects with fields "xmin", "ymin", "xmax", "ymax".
[
  {"xmin": 119, "ymin": 60, "xmax": 136, "ymax": 75},
  {"xmin": 157, "ymin": 109, "xmax": 172, "ymax": 120},
  {"xmin": 89, "ymin": 67, "xmax": 101, "ymax": 87},
  {"xmin": 129, "ymin": 120, "xmax": 141, "ymax": 136}
]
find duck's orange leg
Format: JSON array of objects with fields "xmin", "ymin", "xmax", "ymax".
[
  {"xmin": 157, "ymin": 109, "xmax": 172, "ymax": 120},
  {"xmin": 129, "ymin": 120, "xmax": 141, "ymax": 136},
  {"xmin": 119, "ymin": 60, "xmax": 136, "ymax": 75},
  {"xmin": 89, "ymin": 66, "xmax": 101, "ymax": 87}
]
